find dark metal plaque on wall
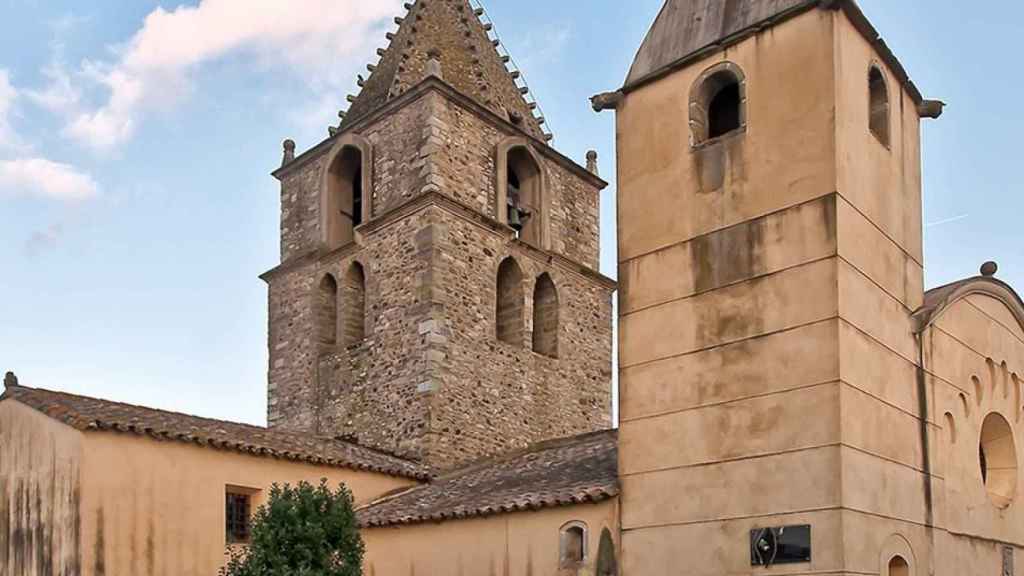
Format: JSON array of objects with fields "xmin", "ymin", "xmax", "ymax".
[{"xmin": 750, "ymin": 525, "xmax": 811, "ymax": 567}]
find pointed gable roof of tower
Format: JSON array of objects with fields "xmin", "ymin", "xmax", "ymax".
[
  {"xmin": 626, "ymin": 0, "xmax": 814, "ymax": 87},
  {"xmin": 341, "ymin": 0, "xmax": 547, "ymax": 139}
]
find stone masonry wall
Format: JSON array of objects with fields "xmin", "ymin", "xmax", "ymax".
[
  {"xmin": 426, "ymin": 208, "xmax": 614, "ymax": 466},
  {"xmin": 268, "ymin": 86, "xmax": 611, "ymax": 468}
]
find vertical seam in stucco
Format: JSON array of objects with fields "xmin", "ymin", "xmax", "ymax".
[{"xmin": 916, "ymin": 328, "xmax": 937, "ymax": 570}]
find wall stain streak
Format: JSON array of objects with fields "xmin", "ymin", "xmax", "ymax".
[{"xmin": 94, "ymin": 507, "xmax": 105, "ymax": 576}]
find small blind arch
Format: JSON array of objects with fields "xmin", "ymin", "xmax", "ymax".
[
  {"xmin": 532, "ymin": 273, "xmax": 559, "ymax": 358},
  {"xmin": 317, "ymin": 274, "xmax": 339, "ymax": 347},
  {"xmin": 342, "ymin": 262, "xmax": 367, "ymax": 346},
  {"xmin": 496, "ymin": 257, "xmax": 525, "ymax": 346}
]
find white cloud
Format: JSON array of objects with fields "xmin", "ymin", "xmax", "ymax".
[
  {"xmin": 66, "ymin": 0, "xmax": 400, "ymax": 151},
  {"xmin": 0, "ymin": 157, "xmax": 99, "ymax": 201},
  {"xmin": 0, "ymin": 70, "xmax": 24, "ymax": 151}
]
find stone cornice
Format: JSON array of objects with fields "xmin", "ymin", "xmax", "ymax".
[
  {"xmin": 273, "ymin": 77, "xmax": 608, "ymax": 191},
  {"xmin": 261, "ymin": 191, "xmax": 617, "ymax": 292}
]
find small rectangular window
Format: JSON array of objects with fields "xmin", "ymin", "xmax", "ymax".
[{"xmin": 226, "ymin": 491, "xmax": 252, "ymax": 544}]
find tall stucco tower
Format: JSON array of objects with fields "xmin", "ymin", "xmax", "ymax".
[
  {"xmin": 262, "ymin": 0, "xmax": 615, "ymax": 470},
  {"xmin": 606, "ymin": 1, "xmax": 948, "ymax": 575}
]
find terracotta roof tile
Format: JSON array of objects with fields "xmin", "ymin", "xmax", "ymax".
[
  {"xmin": 2, "ymin": 384, "xmax": 430, "ymax": 480},
  {"xmin": 357, "ymin": 429, "xmax": 618, "ymax": 527}
]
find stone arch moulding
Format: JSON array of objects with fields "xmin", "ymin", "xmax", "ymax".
[
  {"xmin": 495, "ymin": 136, "xmax": 550, "ymax": 251},
  {"xmin": 878, "ymin": 534, "xmax": 916, "ymax": 576},
  {"xmin": 320, "ymin": 132, "xmax": 374, "ymax": 249},
  {"xmin": 689, "ymin": 61, "xmax": 747, "ymax": 146}
]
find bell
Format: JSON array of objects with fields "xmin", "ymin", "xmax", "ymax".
[{"xmin": 508, "ymin": 203, "xmax": 523, "ymax": 231}]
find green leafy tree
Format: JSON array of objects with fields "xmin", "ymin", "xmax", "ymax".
[{"xmin": 220, "ymin": 480, "xmax": 364, "ymax": 576}]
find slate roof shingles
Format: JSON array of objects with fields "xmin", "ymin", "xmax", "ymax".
[
  {"xmin": 2, "ymin": 384, "xmax": 431, "ymax": 480},
  {"xmin": 357, "ymin": 429, "xmax": 619, "ymax": 528}
]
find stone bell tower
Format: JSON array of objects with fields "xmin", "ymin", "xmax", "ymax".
[
  {"xmin": 606, "ymin": 1, "xmax": 943, "ymax": 575},
  {"xmin": 262, "ymin": 0, "xmax": 615, "ymax": 470}
]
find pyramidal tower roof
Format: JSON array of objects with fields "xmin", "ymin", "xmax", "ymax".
[{"xmin": 341, "ymin": 0, "xmax": 548, "ymax": 140}]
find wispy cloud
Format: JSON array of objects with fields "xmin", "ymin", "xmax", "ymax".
[
  {"xmin": 0, "ymin": 157, "xmax": 99, "ymax": 202},
  {"xmin": 63, "ymin": 0, "xmax": 400, "ymax": 151},
  {"xmin": 0, "ymin": 70, "xmax": 25, "ymax": 151},
  {"xmin": 926, "ymin": 214, "xmax": 970, "ymax": 228},
  {"xmin": 25, "ymin": 222, "xmax": 65, "ymax": 257}
]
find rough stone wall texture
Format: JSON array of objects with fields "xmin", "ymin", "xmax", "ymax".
[
  {"xmin": 267, "ymin": 86, "xmax": 610, "ymax": 469},
  {"xmin": 427, "ymin": 209, "xmax": 613, "ymax": 466}
]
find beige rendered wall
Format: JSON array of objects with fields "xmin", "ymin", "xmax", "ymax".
[
  {"xmin": 76, "ymin": 431, "xmax": 415, "ymax": 576},
  {"xmin": 0, "ymin": 401, "xmax": 84, "ymax": 576},
  {"xmin": 925, "ymin": 294, "xmax": 1024, "ymax": 576},
  {"xmin": 616, "ymin": 8, "xmax": 846, "ymax": 576},
  {"xmin": 362, "ymin": 500, "xmax": 618, "ymax": 576},
  {"xmin": 830, "ymin": 9, "xmax": 939, "ymax": 576}
]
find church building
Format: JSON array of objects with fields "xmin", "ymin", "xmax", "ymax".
[{"xmin": 3, "ymin": 1, "xmax": 1023, "ymax": 575}]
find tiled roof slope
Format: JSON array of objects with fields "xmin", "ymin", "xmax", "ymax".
[
  {"xmin": 2, "ymin": 384, "xmax": 430, "ymax": 480},
  {"xmin": 341, "ymin": 0, "xmax": 546, "ymax": 139},
  {"xmin": 358, "ymin": 429, "xmax": 619, "ymax": 527}
]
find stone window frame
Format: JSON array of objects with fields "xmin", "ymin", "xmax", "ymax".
[
  {"xmin": 559, "ymin": 520, "xmax": 589, "ymax": 569},
  {"xmin": 689, "ymin": 61, "xmax": 747, "ymax": 148},
  {"xmin": 321, "ymin": 133, "xmax": 374, "ymax": 250},
  {"xmin": 868, "ymin": 63, "xmax": 892, "ymax": 149},
  {"xmin": 495, "ymin": 136, "xmax": 550, "ymax": 251}
]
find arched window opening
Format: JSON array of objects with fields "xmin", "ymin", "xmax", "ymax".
[
  {"xmin": 532, "ymin": 274, "xmax": 559, "ymax": 358},
  {"xmin": 690, "ymin": 64, "xmax": 746, "ymax": 145},
  {"xmin": 317, "ymin": 274, "xmax": 339, "ymax": 348},
  {"xmin": 343, "ymin": 263, "xmax": 367, "ymax": 346},
  {"xmin": 496, "ymin": 258, "xmax": 524, "ymax": 346},
  {"xmin": 708, "ymin": 81, "xmax": 742, "ymax": 139},
  {"xmin": 505, "ymin": 147, "xmax": 543, "ymax": 248},
  {"xmin": 869, "ymin": 66, "xmax": 891, "ymax": 146},
  {"xmin": 560, "ymin": 522, "xmax": 588, "ymax": 568},
  {"xmin": 326, "ymin": 146, "xmax": 365, "ymax": 250},
  {"xmin": 979, "ymin": 412, "xmax": 1018, "ymax": 508},
  {"xmin": 887, "ymin": 556, "xmax": 909, "ymax": 576}
]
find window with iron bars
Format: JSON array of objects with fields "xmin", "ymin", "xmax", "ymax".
[{"xmin": 226, "ymin": 492, "xmax": 251, "ymax": 544}]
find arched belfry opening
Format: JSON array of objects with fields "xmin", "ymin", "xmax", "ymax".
[
  {"xmin": 317, "ymin": 274, "xmax": 339, "ymax": 348},
  {"xmin": 501, "ymin": 143, "xmax": 545, "ymax": 249},
  {"xmin": 343, "ymin": 262, "xmax": 367, "ymax": 346},
  {"xmin": 869, "ymin": 65, "xmax": 891, "ymax": 146},
  {"xmin": 532, "ymin": 273, "xmax": 559, "ymax": 358},
  {"xmin": 496, "ymin": 257, "xmax": 525, "ymax": 346},
  {"xmin": 324, "ymin": 143, "xmax": 369, "ymax": 250},
  {"xmin": 689, "ymin": 63, "xmax": 746, "ymax": 145}
]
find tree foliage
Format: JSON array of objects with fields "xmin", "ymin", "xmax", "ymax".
[{"xmin": 220, "ymin": 480, "xmax": 364, "ymax": 576}]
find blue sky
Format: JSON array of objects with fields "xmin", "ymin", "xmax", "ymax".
[{"xmin": 0, "ymin": 0, "xmax": 1020, "ymax": 425}]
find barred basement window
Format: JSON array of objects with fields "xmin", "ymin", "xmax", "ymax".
[{"xmin": 226, "ymin": 491, "xmax": 252, "ymax": 544}]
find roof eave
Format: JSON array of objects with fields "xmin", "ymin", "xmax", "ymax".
[{"xmin": 616, "ymin": 0, "xmax": 927, "ymax": 108}]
